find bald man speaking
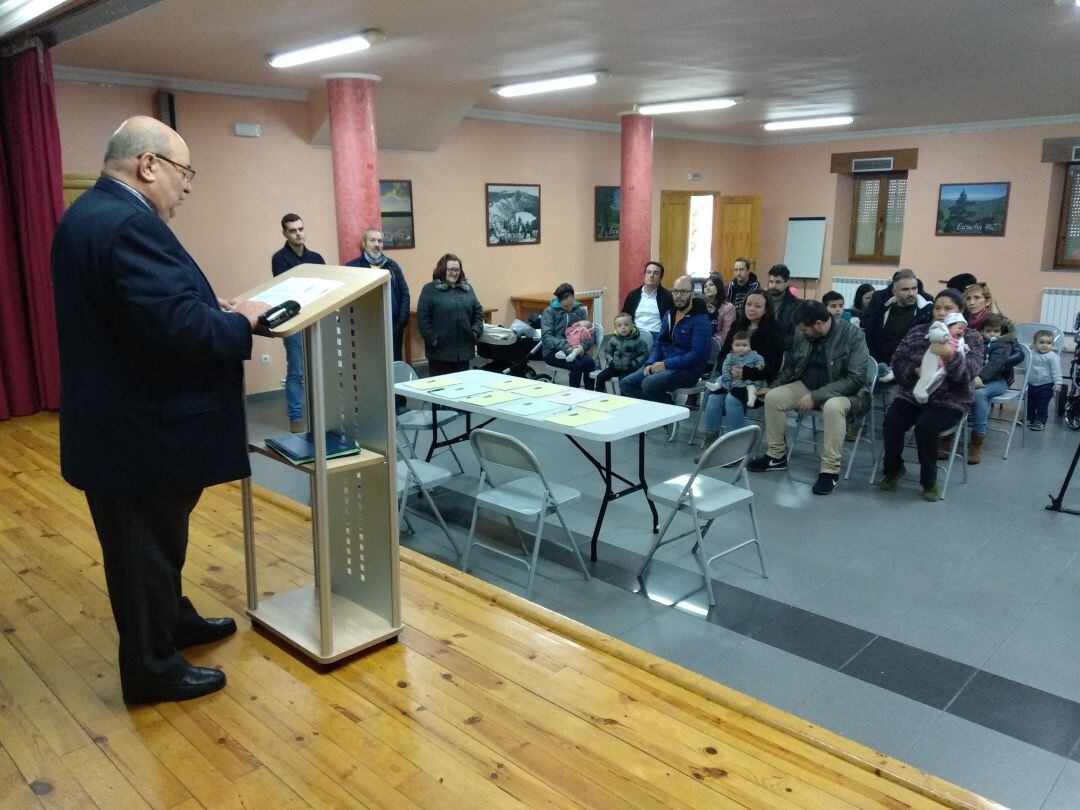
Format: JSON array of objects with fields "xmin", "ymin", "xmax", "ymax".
[{"xmin": 51, "ymin": 116, "xmax": 270, "ymax": 704}]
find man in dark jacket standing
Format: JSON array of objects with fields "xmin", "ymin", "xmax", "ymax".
[
  {"xmin": 346, "ymin": 227, "xmax": 410, "ymax": 360},
  {"xmin": 620, "ymin": 275, "xmax": 713, "ymax": 404},
  {"xmin": 764, "ymin": 263, "xmax": 799, "ymax": 351},
  {"xmin": 51, "ymin": 116, "xmax": 270, "ymax": 703},
  {"xmin": 748, "ymin": 301, "xmax": 869, "ymax": 495},
  {"xmin": 725, "ymin": 257, "xmax": 760, "ymax": 317}
]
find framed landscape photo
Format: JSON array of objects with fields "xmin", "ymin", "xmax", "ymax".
[
  {"xmin": 594, "ymin": 185, "xmax": 620, "ymax": 241},
  {"xmin": 379, "ymin": 179, "xmax": 414, "ymax": 249},
  {"xmin": 486, "ymin": 183, "xmax": 540, "ymax": 246},
  {"xmin": 935, "ymin": 182, "xmax": 1010, "ymax": 237}
]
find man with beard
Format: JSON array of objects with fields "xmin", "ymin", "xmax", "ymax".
[
  {"xmin": 724, "ymin": 257, "xmax": 759, "ymax": 317},
  {"xmin": 346, "ymin": 227, "xmax": 410, "ymax": 361},
  {"xmin": 764, "ymin": 263, "xmax": 799, "ymax": 352}
]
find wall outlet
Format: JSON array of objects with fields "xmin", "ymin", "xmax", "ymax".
[{"xmin": 259, "ymin": 354, "xmax": 271, "ymax": 364}]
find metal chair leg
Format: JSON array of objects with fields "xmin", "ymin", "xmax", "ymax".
[{"xmin": 553, "ymin": 505, "xmax": 590, "ymax": 580}]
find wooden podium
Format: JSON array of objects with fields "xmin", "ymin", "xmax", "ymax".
[{"xmin": 237, "ymin": 264, "xmax": 402, "ymax": 663}]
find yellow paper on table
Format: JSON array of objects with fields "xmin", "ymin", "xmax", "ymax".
[
  {"xmin": 461, "ymin": 390, "xmax": 521, "ymax": 406},
  {"xmin": 577, "ymin": 395, "xmax": 636, "ymax": 412},
  {"xmin": 515, "ymin": 381, "xmax": 565, "ymax": 397},
  {"xmin": 545, "ymin": 410, "xmax": 609, "ymax": 427},
  {"xmin": 483, "ymin": 377, "xmax": 538, "ymax": 391},
  {"xmin": 403, "ymin": 377, "xmax": 460, "ymax": 391}
]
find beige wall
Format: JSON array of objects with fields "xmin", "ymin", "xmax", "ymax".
[{"xmin": 55, "ymin": 82, "xmax": 1078, "ymax": 394}]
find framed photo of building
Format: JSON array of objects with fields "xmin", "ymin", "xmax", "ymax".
[
  {"xmin": 594, "ymin": 185, "xmax": 620, "ymax": 241},
  {"xmin": 379, "ymin": 180, "xmax": 414, "ymax": 249},
  {"xmin": 486, "ymin": 183, "xmax": 540, "ymax": 246},
  {"xmin": 935, "ymin": 182, "xmax": 1010, "ymax": 236}
]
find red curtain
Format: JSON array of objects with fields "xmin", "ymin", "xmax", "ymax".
[{"xmin": 0, "ymin": 43, "xmax": 63, "ymax": 419}]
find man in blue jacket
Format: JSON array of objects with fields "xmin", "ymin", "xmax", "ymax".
[
  {"xmin": 620, "ymin": 275, "xmax": 713, "ymax": 404},
  {"xmin": 51, "ymin": 116, "xmax": 270, "ymax": 703},
  {"xmin": 346, "ymin": 228, "xmax": 410, "ymax": 360}
]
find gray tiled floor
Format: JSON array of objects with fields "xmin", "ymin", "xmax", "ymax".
[{"xmin": 247, "ymin": 386, "xmax": 1080, "ymax": 809}]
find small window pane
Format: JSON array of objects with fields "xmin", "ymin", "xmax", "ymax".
[
  {"xmin": 686, "ymin": 194, "xmax": 714, "ymax": 277},
  {"xmin": 882, "ymin": 176, "xmax": 907, "ymax": 257},
  {"xmin": 854, "ymin": 178, "xmax": 880, "ymax": 255}
]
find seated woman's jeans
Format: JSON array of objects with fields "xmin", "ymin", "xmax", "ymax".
[
  {"xmin": 970, "ymin": 378, "xmax": 1009, "ymax": 436},
  {"xmin": 703, "ymin": 390, "xmax": 747, "ymax": 433}
]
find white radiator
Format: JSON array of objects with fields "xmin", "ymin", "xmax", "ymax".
[
  {"xmin": 1039, "ymin": 288, "xmax": 1080, "ymax": 334},
  {"xmin": 829, "ymin": 276, "xmax": 890, "ymax": 308}
]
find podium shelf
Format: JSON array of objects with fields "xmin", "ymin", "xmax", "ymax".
[
  {"xmin": 249, "ymin": 441, "xmax": 385, "ymax": 475},
  {"xmin": 248, "ymin": 585, "xmax": 401, "ymax": 664}
]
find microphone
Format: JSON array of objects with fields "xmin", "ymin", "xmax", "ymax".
[{"xmin": 258, "ymin": 300, "xmax": 301, "ymax": 329}]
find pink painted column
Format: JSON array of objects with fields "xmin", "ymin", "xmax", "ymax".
[
  {"xmin": 618, "ymin": 113, "xmax": 654, "ymax": 303},
  {"xmin": 326, "ymin": 74, "xmax": 382, "ymax": 263}
]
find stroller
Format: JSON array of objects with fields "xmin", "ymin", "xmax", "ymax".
[
  {"xmin": 1064, "ymin": 311, "xmax": 1080, "ymax": 431},
  {"xmin": 476, "ymin": 317, "xmax": 544, "ymax": 378}
]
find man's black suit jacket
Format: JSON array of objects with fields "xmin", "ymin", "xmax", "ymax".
[{"xmin": 51, "ymin": 178, "xmax": 254, "ymax": 494}]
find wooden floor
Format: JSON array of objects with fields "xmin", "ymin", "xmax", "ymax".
[{"xmin": 0, "ymin": 412, "xmax": 1001, "ymax": 809}]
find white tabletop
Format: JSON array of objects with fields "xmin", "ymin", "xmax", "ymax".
[{"xmin": 394, "ymin": 370, "xmax": 687, "ymax": 442}]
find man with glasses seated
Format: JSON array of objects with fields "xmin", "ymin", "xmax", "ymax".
[{"xmin": 619, "ymin": 275, "xmax": 712, "ymax": 404}]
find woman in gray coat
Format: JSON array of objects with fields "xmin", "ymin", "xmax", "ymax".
[{"xmin": 416, "ymin": 253, "xmax": 484, "ymax": 376}]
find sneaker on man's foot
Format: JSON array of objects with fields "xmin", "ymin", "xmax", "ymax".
[
  {"xmin": 1031, "ymin": 422, "xmax": 1045, "ymax": 431},
  {"xmin": 879, "ymin": 474, "xmax": 901, "ymax": 492},
  {"xmin": 747, "ymin": 454, "xmax": 787, "ymax": 472},
  {"xmin": 812, "ymin": 473, "xmax": 840, "ymax": 495},
  {"xmin": 920, "ymin": 484, "xmax": 940, "ymax": 502}
]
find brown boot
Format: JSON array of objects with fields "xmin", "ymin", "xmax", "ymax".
[
  {"xmin": 936, "ymin": 436, "xmax": 953, "ymax": 460},
  {"xmin": 967, "ymin": 434, "xmax": 984, "ymax": 465}
]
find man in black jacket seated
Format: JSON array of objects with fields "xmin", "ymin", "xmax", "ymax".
[
  {"xmin": 764, "ymin": 263, "xmax": 799, "ymax": 351},
  {"xmin": 51, "ymin": 116, "xmax": 270, "ymax": 703},
  {"xmin": 621, "ymin": 260, "xmax": 674, "ymax": 339},
  {"xmin": 863, "ymin": 268, "xmax": 932, "ymax": 382}
]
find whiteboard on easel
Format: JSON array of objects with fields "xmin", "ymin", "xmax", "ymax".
[{"xmin": 782, "ymin": 217, "xmax": 827, "ymax": 280}]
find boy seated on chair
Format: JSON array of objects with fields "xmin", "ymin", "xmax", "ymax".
[
  {"xmin": 747, "ymin": 300, "xmax": 870, "ymax": 496},
  {"xmin": 593, "ymin": 312, "xmax": 650, "ymax": 391}
]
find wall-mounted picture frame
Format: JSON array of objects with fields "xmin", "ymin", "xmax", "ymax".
[
  {"xmin": 594, "ymin": 185, "xmax": 620, "ymax": 241},
  {"xmin": 379, "ymin": 179, "xmax": 414, "ymax": 249},
  {"xmin": 486, "ymin": 183, "xmax": 540, "ymax": 246},
  {"xmin": 935, "ymin": 182, "xmax": 1010, "ymax": 237}
]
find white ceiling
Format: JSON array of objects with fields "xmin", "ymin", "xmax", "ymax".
[{"xmin": 43, "ymin": 0, "xmax": 1080, "ymax": 149}]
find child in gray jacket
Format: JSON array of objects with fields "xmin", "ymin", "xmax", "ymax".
[{"xmin": 593, "ymin": 312, "xmax": 649, "ymax": 391}]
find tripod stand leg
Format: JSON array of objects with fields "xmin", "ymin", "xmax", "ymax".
[{"xmin": 1046, "ymin": 435, "xmax": 1080, "ymax": 515}]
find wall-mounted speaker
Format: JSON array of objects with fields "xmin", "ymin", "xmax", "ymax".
[{"xmin": 156, "ymin": 90, "xmax": 176, "ymax": 130}]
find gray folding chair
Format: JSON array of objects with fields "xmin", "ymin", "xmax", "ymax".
[
  {"xmin": 461, "ymin": 429, "xmax": 590, "ymax": 597},
  {"xmin": 393, "ymin": 360, "xmax": 465, "ymax": 473},
  {"xmin": 989, "ymin": 342, "xmax": 1031, "ymax": 459},
  {"xmin": 783, "ymin": 355, "xmax": 878, "ymax": 478},
  {"xmin": 1014, "ymin": 322, "xmax": 1064, "ymax": 353},
  {"xmin": 638, "ymin": 425, "xmax": 767, "ymax": 606},
  {"xmin": 395, "ymin": 434, "xmax": 460, "ymax": 559},
  {"xmin": 669, "ymin": 339, "xmax": 722, "ymax": 443}
]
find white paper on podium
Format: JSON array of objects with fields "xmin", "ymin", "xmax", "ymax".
[{"xmin": 251, "ymin": 277, "xmax": 344, "ymax": 308}]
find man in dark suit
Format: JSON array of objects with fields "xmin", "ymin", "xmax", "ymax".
[
  {"xmin": 345, "ymin": 228, "xmax": 410, "ymax": 360},
  {"xmin": 51, "ymin": 116, "xmax": 270, "ymax": 704}
]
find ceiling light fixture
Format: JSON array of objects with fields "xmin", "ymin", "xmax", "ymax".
[
  {"xmin": 492, "ymin": 71, "xmax": 608, "ymax": 98},
  {"xmin": 269, "ymin": 30, "xmax": 384, "ymax": 69},
  {"xmin": 763, "ymin": 116, "xmax": 855, "ymax": 131},
  {"xmin": 0, "ymin": 0, "xmax": 69, "ymax": 38},
  {"xmin": 634, "ymin": 96, "xmax": 743, "ymax": 116}
]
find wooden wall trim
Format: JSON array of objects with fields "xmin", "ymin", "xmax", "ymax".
[{"xmin": 830, "ymin": 148, "xmax": 919, "ymax": 173}]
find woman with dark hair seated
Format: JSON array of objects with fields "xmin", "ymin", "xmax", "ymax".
[
  {"xmin": 701, "ymin": 271, "xmax": 736, "ymax": 348},
  {"xmin": 416, "ymin": 253, "xmax": 484, "ymax": 376},
  {"xmin": 879, "ymin": 288, "xmax": 984, "ymax": 501},
  {"xmin": 699, "ymin": 290, "xmax": 785, "ymax": 444},
  {"xmin": 540, "ymin": 282, "xmax": 596, "ymax": 389}
]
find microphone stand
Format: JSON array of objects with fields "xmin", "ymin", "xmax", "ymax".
[{"xmin": 1046, "ymin": 433, "xmax": 1080, "ymax": 516}]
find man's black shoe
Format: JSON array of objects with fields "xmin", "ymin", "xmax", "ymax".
[
  {"xmin": 123, "ymin": 665, "xmax": 226, "ymax": 704},
  {"xmin": 812, "ymin": 472, "xmax": 840, "ymax": 495},
  {"xmin": 747, "ymin": 454, "xmax": 787, "ymax": 472},
  {"xmin": 176, "ymin": 617, "xmax": 237, "ymax": 649}
]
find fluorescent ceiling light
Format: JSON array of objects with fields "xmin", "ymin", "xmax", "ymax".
[
  {"xmin": 634, "ymin": 96, "xmax": 743, "ymax": 116},
  {"xmin": 493, "ymin": 71, "xmax": 607, "ymax": 98},
  {"xmin": 0, "ymin": 0, "xmax": 69, "ymax": 38},
  {"xmin": 269, "ymin": 31, "xmax": 382, "ymax": 69},
  {"xmin": 763, "ymin": 116, "xmax": 855, "ymax": 131}
]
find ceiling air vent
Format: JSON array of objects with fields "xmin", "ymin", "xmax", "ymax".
[
  {"xmin": 1072, "ymin": 145, "xmax": 1080, "ymax": 162},
  {"xmin": 852, "ymin": 157, "xmax": 894, "ymax": 172}
]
